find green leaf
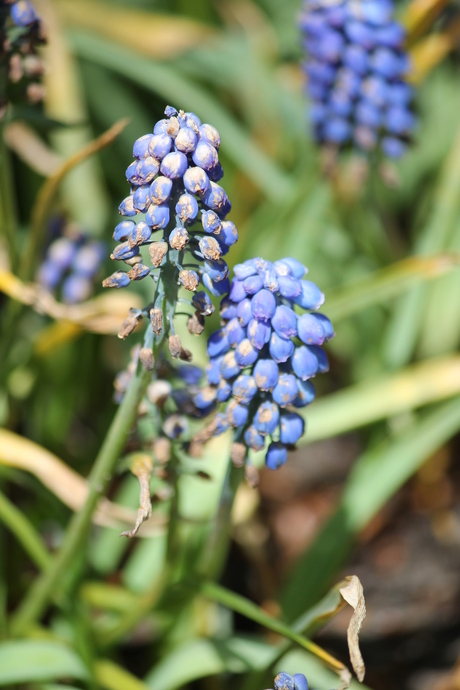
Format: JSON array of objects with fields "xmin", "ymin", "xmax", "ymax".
[
  {"xmin": 144, "ymin": 636, "xmax": 369, "ymax": 690},
  {"xmin": 383, "ymin": 125, "xmax": 460, "ymax": 368},
  {"xmin": 0, "ymin": 641, "xmax": 89, "ymax": 684},
  {"xmin": 196, "ymin": 581, "xmax": 345, "ymax": 674},
  {"xmin": 300, "ymin": 354, "xmax": 460, "ymax": 443},
  {"xmin": 0, "ymin": 489, "xmax": 50, "ymax": 571},
  {"xmin": 95, "ymin": 659, "xmax": 151, "ymax": 690},
  {"xmin": 325, "ymin": 253, "xmax": 460, "ymax": 323},
  {"xmin": 281, "ymin": 396, "xmax": 460, "ymax": 620},
  {"xmin": 70, "ymin": 30, "xmax": 293, "ymax": 201},
  {"xmin": 145, "ymin": 637, "xmax": 274, "ymax": 690}
]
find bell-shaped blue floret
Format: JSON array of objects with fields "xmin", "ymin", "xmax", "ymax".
[
  {"xmin": 274, "ymin": 673, "xmax": 295, "ymax": 690},
  {"xmin": 273, "ymin": 373, "xmax": 300, "ymax": 407},
  {"xmin": 243, "ymin": 274, "xmax": 264, "ymax": 295},
  {"xmin": 269, "ymin": 332, "xmax": 295, "ymax": 363},
  {"xmin": 236, "ymin": 298, "xmax": 253, "ymax": 326},
  {"xmin": 220, "ymin": 297, "xmax": 237, "ymax": 320},
  {"xmin": 292, "ymin": 674, "xmax": 309, "ymax": 690},
  {"xmin": 297, "ymin": 312, "xmax": 326, "ymax": 345},
  {"xmin": 216, "ymin": 379, "xmax": 232, "ymax": 402},
  {"xmin": 160, "ymin": 151, "xmax": 188, "ymax": 179},
  {"xmin": 280, "ymin": 412, "xmax": 305, "ymax": 444},
  {"xmin": 293, "ymin": 280, "xmax": 325, "ymax": 310},
  {"xmin": 253, "ymin": 359, "xmax": 279, "ymax": 391},
  {"xmin": 254, "ymin": 401, "xmax": 280, "ymax": 435},
  {"xmin": 146, "ymin": 204, "xmax": 170, "ymax": 229},
  {"xmin": 292, "ymin": 345, "xmax": 319, "ymax": 380},
  {"xmin": 176, "ymin": 194, "xmax": 199, "ymax": 223},
  {"xmin": 207, "ymin": 330, "xmax": 230, "ymax": 358},
  {"xmin": 251, "ymin": 289, "xmax": 277, "ymax": 322},
  {"xmin": 148, "ymin": 133, "xmax": 172, "ymax": 159},
  {"xmin": 235, "ymin": 339, "xmax": 259, "ymax": 368},
  {"xmin": 271, "ymin": 305, "xmax": 297, "ymax": 339},
  {"xmin": 232, "ymin": 375, "xmax": 257, "ymax": 404},
  {"xmin": 292, "ymin": 379, "xmax": 316, "ymax": 408},
  {"xmin": 220, "ymin": 351, "xmax": 241, "ymax": 380},
  {"xmin": 265, "ymin": 442, "xmax": 288, "ymax": 470},
  {"xmin": 175, "ymin": 127, "xmax": 197, "ymax": 153},
  {"xmin": 244, "ymin": 426, "xmax": 265, "ymax": 451},
  {"xmin": 227, "ymin": 400, "xmax": 249, "ymax": 427},
  {"xmin": 206, "ymin": 356, "xmax": 224, "ymax": 385},
  {"xmin": 226, "ymin": 317, "xmax": 246, "ymax": 347}
]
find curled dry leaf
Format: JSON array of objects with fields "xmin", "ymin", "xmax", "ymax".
[
  {"xmin": 339, "ymin": 575, "xmax": 367, "ymax": 684},
  {"xmin": 120, "ymin": 454, "xmax": 153, "ymax": 539},
  {"xmin": 0, "ymin": 429, "xmax": 166, "ymax": 536}
]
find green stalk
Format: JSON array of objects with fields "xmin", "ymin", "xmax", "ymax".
[
  {"xmin": 196, "ymin": 459, "xmax": 242, "ymax": 580},
  {"xmin": 0, "ymin": 129, "xmax": 19, "ymax": 273},
  {"xmin": 196, "ymin": 581, "xmax": 346, "ymax": 675},
  {"xmin": 10, "ymin": 362, "xmax": 151, "ymax": 637},
  {"xmin": 0, "ymin": 489, "xmax": 51, "ymax": 572}
]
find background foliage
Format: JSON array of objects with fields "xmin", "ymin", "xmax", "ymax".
[{"xmin": 2, "ymin": 1, "xmax": 460, "ymax": 689}]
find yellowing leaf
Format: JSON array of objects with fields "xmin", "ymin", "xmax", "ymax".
[{"xmin": 56, "ymin": 0, "xmax": 214, "ymax": 59}]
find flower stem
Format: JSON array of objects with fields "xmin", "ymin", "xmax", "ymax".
[
  {"xmin": 10, "ymin": 362, "xmax": 151, "ymax": 637},
  {"xmin": 0, "ymin": 129, "xmax": 19, "ymax": 273},
  {"xmin": 197, "ymin": 459, "xmax": 242, "ymax": 580}
]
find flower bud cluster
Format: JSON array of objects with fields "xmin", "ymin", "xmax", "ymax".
[
  {"xmin": 194, "ymin": 257, "xmax": 333, "ymax": 470},
  {"xmin": 299, "ymin": 0, "xmax": 415, "ymax": 158},
  {"xmin": 273, "ymin": 673, "xmax": 309, "ymax": 690},
  {"xmin": 103, "ymin": 105, "xmax": 237, "ymax": 338},
  {"xmin": 114, "ymin": 345, "xmax": 210, "ymax": 464},
  {"xmin": 1, "ymin": 0, "xmax": 46, "ymax": 118},
  {"xmin": 37, "ymin": 226, "xmax": 105, "ymax": 304}
]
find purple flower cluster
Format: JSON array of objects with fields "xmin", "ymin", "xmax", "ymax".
[
  {"xmin": 1, "ymin": 0, "xmax": 46, "ymax": 117},
  {"xmin": 103, "ymin": 106, "xmax": 237, "ymax": 328},
  {"xmin": 299, "ymin": 0, "xmax": 415, "ymax": 158},
  {"xmin": 196, "ymin": 257, "xmax": 334, "ymax": 470},
  {"xmin": 37, "ymin": 231, "xmax": 105, "ymax": 304}
]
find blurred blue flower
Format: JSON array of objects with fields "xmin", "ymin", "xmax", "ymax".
[
  {"xmin": 1, "ymin": 0, "xmax": 46, "ymax": 116},
  {"xmin": 37, "ymin": 228, "xmax": 105, "ymax": 304},
  {"xmin": 299, "ymin": 0, "xmax": 415, "ymax": 158}
]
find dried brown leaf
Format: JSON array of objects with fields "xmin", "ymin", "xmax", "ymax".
[
  {"xmin": 339, "ymin": 575, "xmax": 367, "ymax": 683},
  {"xmin": 0, "ymin": 429, "xmax": 165, "ymax": 536},
  {"xmin": 120, "ymin": 455, "xmax": 153, "ymax": 538}
]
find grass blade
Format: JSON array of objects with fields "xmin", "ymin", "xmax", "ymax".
[{"xmin": 301, "ymin": 354, "xmax": 460, "ymax": 443}]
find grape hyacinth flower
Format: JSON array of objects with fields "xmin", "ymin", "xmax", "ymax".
[
  {"xmin": 103, "ymin": 105, "xmax": 237, "ymax": 352},
  {"xmin": 0, "ymin": 0, "xmax": 46, "ymax": 118},
  {"xmin": 194, "ymin": 257, "xmax": 334, "ymax": 471},
  {"xmin": 273, "ymin": 673, "xmax": 309, "ymax": 690},
  {"xmin": 37, "ymin": 229, "xmax": 105, "ymax": 304},
  {"xmin": 299, "ymin": 0, "xmax": 415, "ymax": 158}
]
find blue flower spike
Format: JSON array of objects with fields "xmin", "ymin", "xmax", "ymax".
[
  {"xmin": 103, "ymin": 106, "xmax": 238, "ymax": 341},
  {"xmin": 38, "ymin": 229, "xmax": 105, "ymax": 304},
  {"xmin": 299, "ymin": 0, "xmax": 415, "ymax": 159},
  {"xmin": 194, "ymin": 256, "xmax": 333, "ymax": 472}
]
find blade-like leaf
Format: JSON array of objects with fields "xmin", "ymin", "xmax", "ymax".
[
  {"xmin": 301, "ymin": 354, "xmax": 460, "ymax": 443},
  {"xmin": 0, "ymin": 641, "xmax": 89, "ymax": 684}
]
